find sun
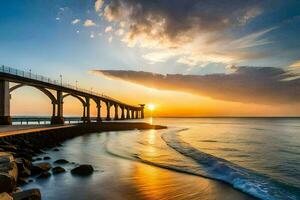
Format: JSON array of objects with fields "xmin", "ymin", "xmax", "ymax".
[{"xmin": 147, "ymin": 104, "xmax": 156, "ymax": 111}]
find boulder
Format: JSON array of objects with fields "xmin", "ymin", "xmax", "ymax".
[
  {"xmin": 0, "ymin": 192, "xmax": 13, "ymax": 200},
  {"xmin": 54, "ymin": 159, "xmax": 69, "ymax": 164},
  {"xmin": 17, "ymin": 177, "xmax": 29, "ymax": 185},
  {"xmin": 43, "ymin": 156, "xmax": 51, "ymax": 160},
  {"xmin": 31, "ymin": 163, "xmax": 51, "ymax": 175},
  {"xmin": 53, "ymin": 148, "xmax": 60, "ymax": 152},
  {"xmin": 0, "ymin": 173, "xmax": 16, "ymax": 193},
  {"xmin": 71, "ymin": 165, "xmax": 94, "ymax": 176},
  {"xmin": 16, "ymin": 158, "xmax": 32, "ymax": 169},
  {"xmin": 0, "ymin": 145, "xmax": 18, "ymax": 152},
  {"xmin": 0, "ymin": 152, "xmax": 17, "ymax": 193},
  {"xmin": 52, "ymin": 166, "xmax": 66, "ymax": 174},
  {"xmin": 13, "ymin": 189, "xmax": 41, "ymax": 200},
  {"xmin": 37, "ymin": 172, "xmax": 51, "ymax": 179},
  {"xmin": 34, "ymin": 158, "xmax": 42, "ymax": 161},
  {"xmin": 15, "ymin": 158, "xmax": 32, "ymax": 177}
]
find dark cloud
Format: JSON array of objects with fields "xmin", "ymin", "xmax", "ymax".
[
  {"xmin": 93, "ymin": 67, "xmax": 300, "ymax": 104},
  {"xmin": 103, "ymin": 0, "xmax": 262, "ymax": 43},
  {"xmin": 106, "ymin": 0, "xmax": 262, "ymax": 38},
  {"xmin": 99, "ymin": 0, "xmax": 281, "ymax": 65}
]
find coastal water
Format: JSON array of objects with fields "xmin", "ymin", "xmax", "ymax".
[{"xmin": 22, "ymin": 118, "xmax": 300, "ymax": 200}]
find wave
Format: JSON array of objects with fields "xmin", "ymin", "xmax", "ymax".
[{"xmin": 161, "ymin": 130, "xmax": 300, "ymax": 200}]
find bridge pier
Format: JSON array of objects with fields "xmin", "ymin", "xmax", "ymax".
[
  {"xmin": 126, "ymin": 108, "xmax": 130, "ymax": 119},
  {"xmin": 140, "ymin": 104, "xmax": 145, "ymax": 119},
  {"xmin": 106, "ymin": 102, "xmax": 111, "ymax": 121},
  {"xmin": 51, "ymin": 90, "xmax": 64, "ymax": 125},
  {"xmin": 82, "ymin": 97, "xmax": 91, "ymax": 123},
  {"xmin": 135, "ymin": 110, "xmax": 139, "ymax": 119},
  {"xmin": 0, "ymin": 80, "xmax": 11, "ymax": 125},
  {"xmin": 121, "ymin": 106, "xmax": 125, "ymax": 120},
  {"xmin": 114, "ymin": 104, "xmax": 119, "ymax": 120},
  {"xmin": 96, "ymin": 99, "xmax": 102, "ymax": 123}
]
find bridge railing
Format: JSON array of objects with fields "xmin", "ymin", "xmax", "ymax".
[{"xmin": 0, "ymin": 65, "xmax": 132, "ymax": 106}]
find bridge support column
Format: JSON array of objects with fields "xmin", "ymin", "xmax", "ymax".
[
  {"xmin": 106, "ymin": 102, "xmax": 111, "ymax": 121},
  {"xmin": 51, "ymin": 90, "xmax": 64, "ymax": 125},
  {"xmin": 83, "ymin": 105, "xmax": 86, "ymax": 118},
  {"xmin": 135, "ymin": 110, "xmax": 139, "ymax": 119},
  {"xmin": 121, "ymin": 107, "xmax": 125, "ymax": 120},
  {"xmin": 82, "ymin": 97, "xmax": 91, "ymax": 123},
  {"xmin": 114, "ymin": 104, "xmax": 119, "ymax": 120},
  {"xmin": 140, "ymin": 104, "xmax": 145, "ymax": 119},
  {"xmin": 126, "ymin": 108, "xmax": 130, "ymax": 119},
  {"xmin": 0, "ymin": 80, "xmax": 11, "ymax": 125},
  {"xmin": 96, "ymin": 99, "xmax": 102, "ymax": 123},
  {"xmin": 131, "ymin": 110, "xmax": 135, "ymax": 119},
  {"xmin": 52, "ymin": 102, "xmax": 56, "ymax": 117}
]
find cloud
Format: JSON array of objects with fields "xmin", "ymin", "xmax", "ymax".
[
  {"xmin": 100, "ymin": 0, "xmax": 273, "ymax": 66},
  {"xmin": 95, "ymin": 0, "xmax": 104, "ymax": 12},
  {"xmin": 92, "ymin": 66, "xmax": 300, "ymax": 105},
  {"xmin": 115, "ymin": 28, "xmax": 124, "ymax": 36},
  {"xmin": 71, "ymin": 19, "xmax": 80, "ymax": 24},
  {"xmin": 105, "ymin": 26, "xmax": 113, "ymax": 33},
  {"xmin": 84, "ymin": 19, "xmax": 96, "ymax": 27},
  {"xmin": 290, "ymin": 60, "xmax": 300, "ymax": 68}
]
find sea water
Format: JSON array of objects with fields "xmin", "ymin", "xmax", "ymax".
[
  {"xmin": 106, "ymin": 118, "xmax": 300, "ymax": 200},
  {"xmin": 22, "ymin": 118, "xmax": 300, "ymax": 200}
]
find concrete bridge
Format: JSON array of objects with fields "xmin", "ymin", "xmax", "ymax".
[{"xmin": 0, "ymin": 66, "xmax": 144, "ymax": 125}]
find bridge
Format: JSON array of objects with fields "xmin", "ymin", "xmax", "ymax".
[{"xmin": 0, "ymin": 65, "xmax": 144, "ymax": 125}]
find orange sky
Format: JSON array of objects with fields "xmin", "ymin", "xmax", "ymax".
[{"xmin": 9, "ymin": 81, "xmax": 300, "ymax": 117}]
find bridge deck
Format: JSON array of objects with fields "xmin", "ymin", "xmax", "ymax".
[{"xmin": 0, "ymin": 125, "xmax": 75, "ymax": 138}]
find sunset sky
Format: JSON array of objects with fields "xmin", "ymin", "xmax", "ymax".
[{"xmin": 1, "ymin": 0, "xmax": 300, "ymax": 117}]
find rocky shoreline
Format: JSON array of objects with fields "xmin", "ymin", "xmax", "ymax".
[{"xmin": 0, "ymin": 122, "xmax": 166, "ymax": 199}]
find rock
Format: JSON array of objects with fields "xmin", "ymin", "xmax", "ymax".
[
  {"xmin": 14, "ymin": 187, "xmax": 22, "ymax": 192},
  {"xmin": 0, "ymin": 145, "xmax": 18, "ymax": 152},
  {"xmin": 54, "ymin": 159, "xmax": 69, "ymax": 164},
  {"xmin": 52, "ymin": 166, "xmax": 66, "ymax": 174},
  {"xmin": 53, "ymin": 148, "xmax": 59, "ymax": 152},
  {"xmin": 37, "ymin": 172, "xmax": 51, "ymax": 179},
  {"xmin": 0, "ymin": 173, "xmax": 16, "ymax": 193},
  {"xmin": 0, "ymin": 152, "xmax": 17, "ymax": 193},
  {"xmin": 31, "ymin": 162, "xmax": 51, "ymax": 175},
  {"xmin": 0, "ymin": 192, "xmax": 13, "ymax": 200},
  {"xmin": 15, "ymin": 158, "xmax": 32, "ymax": 177},
  {"xmin": 71, "ymin": 165, "xmax": 94, "ymax": 176},
  {"xmin": 16, "ymin": 158, "xmax": 32, "ymax": 169},
  {"xmin": 12, "ymin": 189, "xmax": 41, "ymax": 200},
  {"xmin": 43, "ymin": 156, "xmax": 51, "ymax": 160},
  {"xmin": 17, "ymin": 177, "xmax": 29, "ymax": 185}
]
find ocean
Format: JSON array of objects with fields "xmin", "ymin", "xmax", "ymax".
[{"xmin": 22, "ymin": 118, "xmax": 300, "ymax": 200}]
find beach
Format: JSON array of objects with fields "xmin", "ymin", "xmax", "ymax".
[{"xmin": 21, "ymin": 128, "xmax": 254, "ymax": 200}]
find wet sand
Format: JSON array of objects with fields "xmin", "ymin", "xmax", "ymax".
[{"xmin": 22, "ymin": 132, "xmax": 255, "ymax": 200}]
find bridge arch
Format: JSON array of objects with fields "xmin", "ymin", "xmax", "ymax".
[
  {"xmin": 61, "ymin": 93, "xmax": 88, "ymax": 121},
  {"xmin": 62, "ymin": 93, "xmax": 86, "ymax": 106},
  {"xmin": 9, "ymin": 84, "xmax": 57, "ymax": 104},
  {"xmin": 9, "ymin": 84, "xmax": 56, "ymax": 119}
]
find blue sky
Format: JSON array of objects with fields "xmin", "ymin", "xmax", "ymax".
[
  {"xmin": 1, "ymin": 0, "xmax": 299, "ymax": 75},
  {"xmin": 1, "ymin": 0, "xmax": 300, "ymax": 116}
]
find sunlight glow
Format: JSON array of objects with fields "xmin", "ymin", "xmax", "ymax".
[{"xmin": 147, "ymin": 104, "xmax": 156, "ymax": 111}]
